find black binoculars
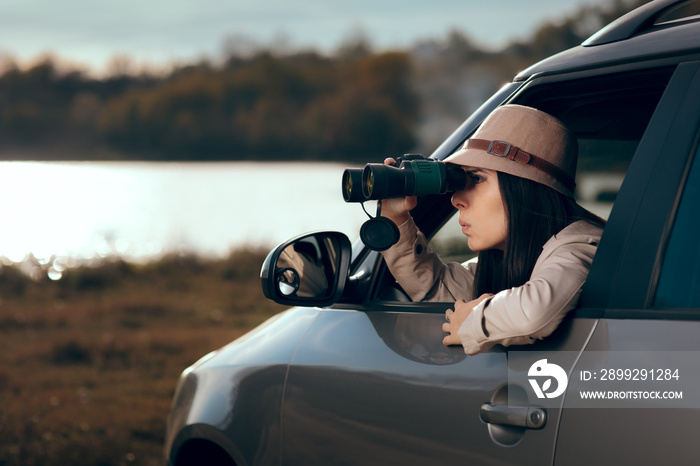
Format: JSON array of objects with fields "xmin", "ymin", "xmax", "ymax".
[{"xmin": 342, "ymin": 154, "xmax": 467, "ymax": 202}]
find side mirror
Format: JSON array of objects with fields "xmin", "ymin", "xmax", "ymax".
[{"xmin": 260, "ymin": 231, "xmax": 352, "ymax": 306}]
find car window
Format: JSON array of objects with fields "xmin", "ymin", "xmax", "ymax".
[
  {"xmin": 654, "ymin": 0, "xmax": 700, "ymax": 25},
  {"xmin": 654, "ymin": 144, "xmax": 700, "ymax": 308},
  {"xmin": 429, "ymin": 67, "xmax": 674, "ymax": 264}
]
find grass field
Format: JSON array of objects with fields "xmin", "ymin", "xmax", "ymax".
[{"xmin": 0, "ymin": 248, "xmax": 287, "ymax": 466}]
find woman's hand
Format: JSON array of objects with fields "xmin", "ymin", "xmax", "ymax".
[
  {"xmin": 442, "ymin": 294, "xmax": 493, "ymax": 346},
  {"xmin": 380, "ymin": 158, "xmax": 417, "ymax": 226}
]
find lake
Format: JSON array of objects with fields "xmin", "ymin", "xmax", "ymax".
[{"xmin": 0, "ymin": 161, "xmax": 369, "ymax": 266}]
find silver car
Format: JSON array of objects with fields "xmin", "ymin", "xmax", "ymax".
[{"xmin": 166, "ymin": 1, "xmax": 700, "ymax": 464}]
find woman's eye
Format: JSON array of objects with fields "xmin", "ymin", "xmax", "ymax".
[{"xmin": 467, "ymin": 172, "xmax": 484, "ymax": 184}]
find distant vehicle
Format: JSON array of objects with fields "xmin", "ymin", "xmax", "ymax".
[{"xmin": 165, "ymin": 1, "xmax": 700, "ymax": 464}]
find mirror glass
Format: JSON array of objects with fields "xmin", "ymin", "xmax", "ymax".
[
  {"xmin": 277, "ymin": 268, "xmax": 300, "ymax": 296},
  {"xmin": 274, "ymin": 234, "xmax": 341, "ymax": 299}
]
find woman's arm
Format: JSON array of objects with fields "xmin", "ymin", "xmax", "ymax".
[
  {"xmin": 456, "ymin": 227, "xmax": 600, "ymax": 355},
  {"xmin": 381, "ymin": 216, "xmax": 476, "ymax": 302}
]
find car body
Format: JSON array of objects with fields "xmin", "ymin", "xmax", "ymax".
[{"xmin": 165, "ymin": 1, "xmax": 700, "ymax": 464}]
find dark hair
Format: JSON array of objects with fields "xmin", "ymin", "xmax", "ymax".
[{"xmin": 472, "ymin": 172, "xmax": 606, "ymax": 299}]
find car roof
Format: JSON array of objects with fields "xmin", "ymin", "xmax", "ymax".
[{"xmin": 515, "ymin": 0, "xmax": 700, "ymax": 82}]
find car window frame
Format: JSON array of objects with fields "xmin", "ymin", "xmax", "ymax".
[{"xmin": 426, "ymin": 65, "xmax": 679, "ymax": 275}]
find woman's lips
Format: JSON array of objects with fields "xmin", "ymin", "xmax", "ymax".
[{"xmin": 459, "ymin": 221, "xmax": 470, "ymax": 235}]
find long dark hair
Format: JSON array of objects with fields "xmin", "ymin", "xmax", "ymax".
[{"xmin": 472, "ymin": 172, "xmax": 606, "ymax": 299}]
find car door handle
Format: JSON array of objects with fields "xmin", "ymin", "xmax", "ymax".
[{"xmin": 479, "ymin": 403, "xmax": 547, "ymax": 429}]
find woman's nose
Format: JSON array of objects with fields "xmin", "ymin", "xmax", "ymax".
[{"xmin": 451, "ymin": 189, "xmax": 469, "ymax": 210}]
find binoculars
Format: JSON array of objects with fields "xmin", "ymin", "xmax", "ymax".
[{"xmin": 342, "ymin": 154, "xmax": 467, "ymax": 202}]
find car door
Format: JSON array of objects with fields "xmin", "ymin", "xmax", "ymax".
[
  {"xmin": 554, "ymin": 61, "xmax": 700, "ymax": 465},
  {"xmin": 280, "ymin": 305, "xmax": 597, "ymax": 466}
]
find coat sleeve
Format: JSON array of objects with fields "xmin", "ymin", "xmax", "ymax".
[
  {"xmin": 458, "ymin": 234, "xmax": 599, "ymax": 355},
  {"xmin": 381, "ymin": 217, "xmax": 477, "ymax": 302}
]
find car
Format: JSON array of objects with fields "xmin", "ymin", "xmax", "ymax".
[{"xmin": 165, "ymin": 1, "xmax": 700, "ymax": 464}]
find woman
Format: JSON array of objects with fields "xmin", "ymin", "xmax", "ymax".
[{"xmin": 380, "ymin": 104, "xmax": 605, "ymax": 355}]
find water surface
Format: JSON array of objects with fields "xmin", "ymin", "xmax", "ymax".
[{"xmin": 0, "ymin": 161, "xmax": 368, "ymax": 265}]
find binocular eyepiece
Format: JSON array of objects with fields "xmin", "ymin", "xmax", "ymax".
[{"xmin": 342, "ymin": 154, "xmax": 467, "ymax": 202}]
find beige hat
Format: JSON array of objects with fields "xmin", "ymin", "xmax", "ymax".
[{"xmin": 445, "ymin": 104, "xmax": 577, "ymax": 197}]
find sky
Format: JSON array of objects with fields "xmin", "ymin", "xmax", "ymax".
[{"xmin": 0, "ymin": 0, "xmax": 609, "ymax": 74}]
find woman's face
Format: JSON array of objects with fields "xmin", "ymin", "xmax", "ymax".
[{"xmin": 450, "ymin": 167, "xmax": 507, "ymax": 251}]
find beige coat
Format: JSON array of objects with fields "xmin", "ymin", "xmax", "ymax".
[{"xmin": 381, "ymin": 218, "xmax": 603, "ymax": 355}]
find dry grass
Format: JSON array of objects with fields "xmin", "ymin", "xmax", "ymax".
[{"xmin": 0, "ymin": 248, "xmax": 287, "ymax": 466}]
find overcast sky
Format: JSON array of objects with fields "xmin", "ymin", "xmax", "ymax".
[{"xmin": 0, "ymin": 0, "xmax": 609, "ymax": 73}]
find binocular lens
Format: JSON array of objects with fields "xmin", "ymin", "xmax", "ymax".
[
  {"xmin": 345, "ymin": 171, "xmax": 353, "ymax": 196},
  {"xmin": 365, "ymin": 170, "xmax": 375, "ymax": 198},
  {"xmin": 342, "ymin": 168, "xmax": 365, "ymax": 202}
]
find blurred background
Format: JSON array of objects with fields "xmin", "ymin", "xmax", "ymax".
[{"xmin": 0, "ymin": 1, "xmax": 646, "ymax": 465}]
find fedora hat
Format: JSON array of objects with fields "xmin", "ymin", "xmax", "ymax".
[{"xmin": 445, "ymin": 104, "xmax": 577, "ymax": 197}]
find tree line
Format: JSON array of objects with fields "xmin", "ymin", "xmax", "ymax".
[{"xmin": 0, "ymin": 0, "xmax": 645, "ymax": 162}]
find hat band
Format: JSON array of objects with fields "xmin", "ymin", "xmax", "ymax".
[{"xmin": 464, "ymin": 139, "xmax": 576, "ymax": 193}]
